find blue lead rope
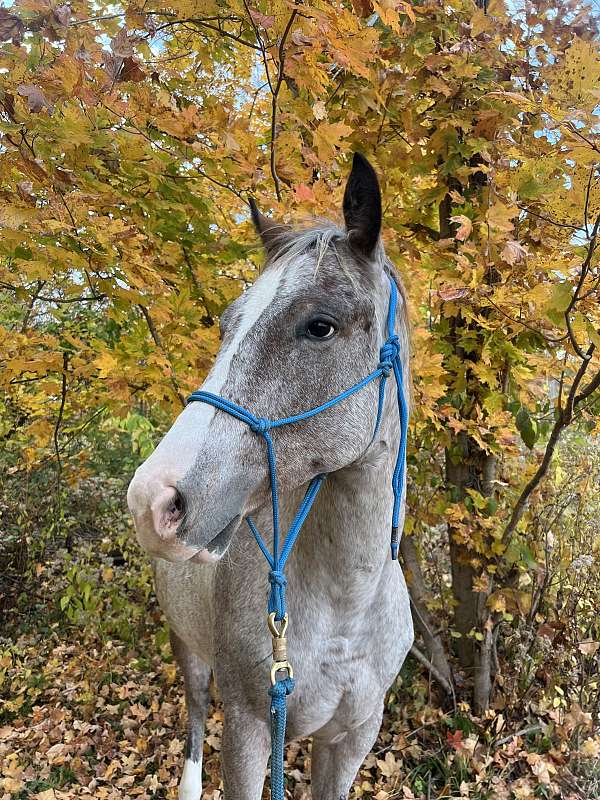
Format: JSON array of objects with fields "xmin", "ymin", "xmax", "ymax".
[{"xmin": 187, "ymin": 273, "xmax": 408, "ymax": 800}]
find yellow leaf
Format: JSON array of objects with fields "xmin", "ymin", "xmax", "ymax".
[
  {"xmin": 487, "ymin": 202, "xmax": 518, "ymax": 233},
  {"xmin": 312, "ymin": 100, "xmax": 327, "ymax": 120},
  {"xmin": 94, "ymin": 351, "xmax": 119, "ymax": 378},
  {"xmin": 312, "ymin": 121, "xmax": 353, "ymax": 163},
  {"xmin": 488, "ymin": 591, "xmax": 507, "ymax": 614},
  {"xmin": 552, "ymin": 38, "xmax": 600, "ymax": 109}
]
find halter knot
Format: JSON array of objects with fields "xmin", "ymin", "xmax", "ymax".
[
  {"xmin": 378, "ymin": 335, "xmax": 400, "ymax": 377},
  {"xmin": 268, "ymin": 569, "xmax": 287, "ymax": 590},
  {"xmin": 250, "ymin": 417, "xmax": 271, "ymax": 434},
  {"xmin": 268, "ymin": 569, "xmax": 288, "ymax": 621}
]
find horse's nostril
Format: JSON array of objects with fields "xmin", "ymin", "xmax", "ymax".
[
  {"xmin": 168, "ymin": 489, "xmax": 185, "ymax": 522},
  {"xmin": 150, "ymin": 486, "xmax": 186, "ymax": 539}
]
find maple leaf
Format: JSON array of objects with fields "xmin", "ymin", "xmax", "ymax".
[
  {"xmin": 0, "ymin": 8, "xmax": 24, "ymax": 43},
  {"xmin": 294, "ymin": 183, "xmax": 315, "ymax": 202},
  {"xmin": 53, "ymin": 4, "xmax": 71, "ymax": 27},
  {"xmin": 376, "ymin": 751, "xmax": 400, "ymax": 778},
  {"xmin": 450, "ymin": 214, "xmax": 473, "ymax": 241},
  {"xmin": 438, "ymin": 285, "xmax": 470, "ymax": 301},
  {"xmin": 351, "ymin": 0, "xmax": 374, "ymax": 17},
  {"xmin": 111, "ymin": 29, "xmax": 136, "ymax": 58},
  {"xmin": 249, "ymin": 8, "xmax": 275, "ymax": 28},
  {"xmin": 486, "ymin": 202, "xmax": 518, "ymax": 233},
  {"xmin": 17, "ymin": 84, "xmax": 51, "ymax": 113},
  {"xmin": 501, "ymin": 240, "xmax": 529, "ymax": 265},
  {"xmin": 312, "ymin": 100, "xmax": 327, "ymax": 120},
  {"xmin": 312, "ymin": 121, "xmax": 353, "ymax": 163},
  {"xmin": 578, "ymin": 640, "xmax": 600, "ymax": 656},
  {"xmin": 120, "ymin": 57, "xmax": 146, "ymax": 83},
  {"xmin": 447, "ymin": 729, "xmax": 463, "ymax": 750}
]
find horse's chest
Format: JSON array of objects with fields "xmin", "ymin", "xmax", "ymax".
[{"xmin": 285, "ymin": 624, "xmax": 408, "ymax": 741}]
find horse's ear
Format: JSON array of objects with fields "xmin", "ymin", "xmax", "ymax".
[
  {"xmin": 343, "ymin": 153, "xmax": 382, "ymax": 258},
  {"xmin": 249, "ymin": 197, "xmax": 290, "ymax": 257}
]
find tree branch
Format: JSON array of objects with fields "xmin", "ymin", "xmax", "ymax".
[
  {"xmin": 410, "ymin": 645, "xmax": 454, "ymax": 696},
  {"xmin": 564, "ymin": 215, "xmax": 600, "ymax": 359},
  {"xmin": 400, "ymin": 535, "xmax": 454, "ymax": 694},
  {"xmin": 138, "ymin": 305, "xmax": 185, "ymax": 407},
  {"xmin": 53, "ymin": 352, "xmax": 68, "ymax": 545},
  {"xmin": 268, "ymin": 9, "xmax": 297, "ymax": 201},
  {"xmin": 154, "ymin": 16, "xmax": 260, "ymax": 50},
  {"xmin": 502, "ymin": 348, "xmax": 599, "ymax": 548}
]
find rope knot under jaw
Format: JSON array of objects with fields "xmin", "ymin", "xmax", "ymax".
[
  {"xmin": 268, "ymin": 570, "xmax": 288, "ymax": 623},
  {"xmin": 268, "ymin": 570, "xmax": 288, "ymax": 590},
  {"xmin": 250, "ymin": 417, "xmax": 271, "ymax": 434},
  {"xmin": 378, "ymin": 335, "xmax": 400, "ymax": 377}
]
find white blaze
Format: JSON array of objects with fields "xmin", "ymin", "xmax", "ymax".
[{"xmin": 130, "ymin": 263, "xmax": 286, "ymax": 494}]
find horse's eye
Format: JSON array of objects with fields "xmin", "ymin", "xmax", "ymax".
[{"xmin": 306, "ymin": 318, "xmax": 336, "ymax": 340}]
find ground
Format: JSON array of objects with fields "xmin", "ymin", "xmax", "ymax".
[{"xmin": 1, "ymin": 533, "xmax": 598, "ymax": 800}]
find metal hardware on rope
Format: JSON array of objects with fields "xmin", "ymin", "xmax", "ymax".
[
  {"xmin": 186, "ymin": 273, "xmax": 408, "ymax": 800},
  {"xmin": 268, "ymin": 612, "xmax": 293, "ymax": 686}
]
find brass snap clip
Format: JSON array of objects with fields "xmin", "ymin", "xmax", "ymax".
[{"xmin": 268, "ymin": 612, "xmax": 293, "ymax": 685}]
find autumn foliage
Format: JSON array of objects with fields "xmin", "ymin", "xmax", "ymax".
[{"xmin": 1, "ymin": 0, "xmax": 600, "ymax": 796}]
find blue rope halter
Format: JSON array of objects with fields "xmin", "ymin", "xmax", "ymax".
[{"xmin": 187, "ymin": 271, "xmax": 408, "ymax": 799}]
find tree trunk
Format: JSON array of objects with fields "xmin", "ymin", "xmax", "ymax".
[{"xmin": 440, "ymin": 192, "xmax": 497, "ymax": 712}]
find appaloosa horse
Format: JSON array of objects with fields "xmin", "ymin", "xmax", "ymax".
[{"xmin": 127, "ymin": 153, "xmax": 413, "ymax": 799}]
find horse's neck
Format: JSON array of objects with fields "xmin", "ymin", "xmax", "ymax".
[{"xmin": 284, "ymin": 409, "xmax": 401, "ymax": 610}]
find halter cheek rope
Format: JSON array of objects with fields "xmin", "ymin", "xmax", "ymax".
[{"xmin": 187, "ymin": 273, "xmax": 408, "ymax": 800}]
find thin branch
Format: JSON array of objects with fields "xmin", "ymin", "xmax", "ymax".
[
  {"xmin": 58, "ymin": 406, "xmax": 107, "ymax": 454},
  {"xmin": 494, "ymin": 724, "xmax": 542, "ymax": 748},
  {"xmin": 70, "ymin": 13, "xmax": 124, "ymax": 27},
  {"xmin": 138, "ymin": 305, "xmax": 185, "ymax": 407},
  {"xmin": 410, "ymin": 645, "xmax": 454, "ymax": 696},
  {"xmin": 37, "ymin": 293, "xmax": 107, "ymax": 304},
  {"xmin": 516, "ymin": 203, "xmax": 581, "ymax": 231},
  {"xmin": 400, "ymin": 536, "xmax": 454, "ymax": 696},
  {"xmin": 194, "ymin": 166, "xmax": 246, "ymax": 202},
  {"xmin": 154, "ymin": 17, "xmax": 260, "ymax": 50},
  {"xmin": 574, "ymin": 362, "xmax": 600, "ymax": 407},
  {"xmin": 501, "ymin": 218, "xmax": 600, "ymax": 550},
  {"xmin": 20, "ymin": 280, "xmax": 46, "ymax": 333},
  {"xmin": 53, "ymin": 352, "xmax": 68, "ymax": 544},
  {"xmin": 268, "ymin": 9, "xmax": 297, "ymax": 201},
  {"xmin": 502, "ymin": 348, "xmax": 599, "ymax": 549},
  {"xmin": 242, "ymin": 0, "xmax": 273, "ymax": 92},
  {"xmin": 482, "ymin": 295, "xmax": 567, "ymax": 346},
  {"xmin": 564, "ymin": 214, "xmax": 600, "ymax": 358},
  {"xmin": 565, "ymin": 312, "xmax": 590, "ymax": 360},
  {"xmin": 583, "ymin": 165, "xmax": 594, "ymax": 233}
]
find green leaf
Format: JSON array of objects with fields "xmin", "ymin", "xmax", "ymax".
[
  {"xmin": 546, "ymin": 282, "xmax": 572, "ymax": 315},
  {"xmin": 516, "ymin": 406, "xmax": 538, "ymax": 449}
]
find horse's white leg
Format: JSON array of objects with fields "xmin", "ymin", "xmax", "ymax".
[
  {"xmin": 170, "ymin": 631, "xmax": 211, "ymax": 800},
  {"xmin": 311, "ymin": 701, "xmax": 384, "ymax": 800},
  {"xmin": 220, "ymin": 703, "xmax": 270, "ymax": 800}
]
